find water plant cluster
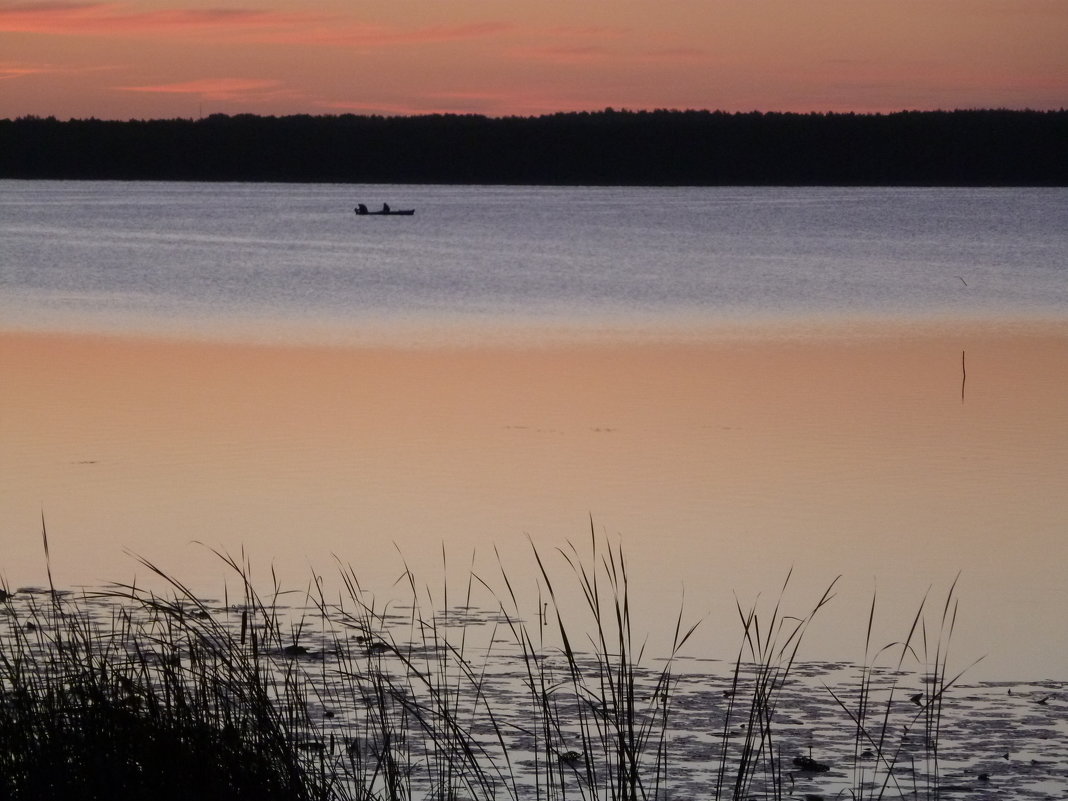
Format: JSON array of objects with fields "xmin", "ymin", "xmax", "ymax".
[{"xmin": 0, "ymin": 529, "xmax": 971, "ymax": 801}]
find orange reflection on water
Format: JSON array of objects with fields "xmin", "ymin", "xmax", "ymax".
[{"xmin": 2, "ymin": 327, "xmax": 1066, "ymax": 679}]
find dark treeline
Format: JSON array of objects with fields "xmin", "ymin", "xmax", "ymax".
[{"xmin": 1, "ymin": 109, "xmax": 1065, "ymax": 185}]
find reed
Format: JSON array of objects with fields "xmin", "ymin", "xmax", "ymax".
[
  {"xmin": 824, "ymin": 575, "xmax": 981, "ymax": 801},
  {"xmin": 0, "ymin": 527, "xmax": 970, "ymax": 801},
  {"xmin": 713, "ymin": 570, "xmax": 838, "ymax": 801},
  {"xmin": 0, "ymin": 585, "xmax": 321, "ymax": 800},
  {"xmin": 491, "ymin": 527, "xmax": 700, "ymax": 801}
]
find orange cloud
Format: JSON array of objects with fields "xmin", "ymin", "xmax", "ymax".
[
  {"xmin": 641, "ymin": 48, "xmax": 708, "ymax": 63},
  {"xmin": 506, "ymin": 25, "xmax": 640, "ymax": 67},
  {"xmin": 0, "ymin": 58, "xmax": 116, "ymax": 79},
  {"xmin": 244, "ymin": 21, "xmax": 511, "ymax": 48},
  {"xmin": 512, "ymin": 44, "xmax": 609, "ymax": 65},
  {"xmin": 0, "ymin": 3, "xmax": 283, "ymax": 35},
  {"xmin": 117, "ymin": 77, "xmax": 283, "ymax": 101},
  {"xmin": 547, "ymin": 25, "xmax": 628, "ymax": 38},
  {"xmin": 0, "ymin": 3, "xmax": 509, "ymax": 48},
  {"xmin": 0, "ymin": 62, "xmax": 51, "ymax": 79}
]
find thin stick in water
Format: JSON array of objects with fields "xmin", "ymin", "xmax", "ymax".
[{"xmin": 961, "ymin": 350, "xmax": 966, "ymax": 403}]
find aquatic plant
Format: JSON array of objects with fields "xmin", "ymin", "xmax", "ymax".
[
  {"xmin": 490, "ymin": 530, "xmax": 701, "ymax": 801},
  {"xmin": 0, "ymin": 586, "xmax": 323, "ymax": 801},
  {"xmin": 0, "ymin": 523, "xmax": 975, "ymax": 801},
  {"xmin": 715, "ymin": 570, "xmax": 838, "ymax": 801},
  {"xmin": 824, "ymin": 575, "xmax": 981, "ymax": 801}
]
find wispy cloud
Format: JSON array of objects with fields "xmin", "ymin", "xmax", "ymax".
[
  {"xmin": 640, "ymin": 47, "xmax": 708, "ymax": 63},
  {"xmin": 0, "ymin": 62, "xmax": 52, "ymax": 79},
  {"xmin": 237, "ymin": 20, "xmax": 511, "ymax": 48},
  {"xmin": 547, "ymin": 25, "xmax": 629, "ymax": 38},
  {"xmin": 505, "ymin": 25, "xmax": 632, "ymax": 66},
  {"xmin": 0, "ymin": 2, "xmax": 97, "ymax": 13},
  {"xmin": 117, "ymin": 77, "xmax": 282, "ymax": 101},
  {"xmin": 0, "ymin": 2, "xmax": 509, "ymax": 48},
  {"xmin": 512, "ymin": 44, "xmax": 610, "ymax": 65},
  {"xmin": 0, "ymin": 3, "xmax": 276, "ymax": 35},
  {"xmin": 0, "ymin": 58, "xmax": 117, "ymax": 80}
]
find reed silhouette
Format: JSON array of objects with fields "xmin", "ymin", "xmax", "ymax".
[{"xmin": 0, "ymin": 523, "xmax": 976, "ymax": 800}]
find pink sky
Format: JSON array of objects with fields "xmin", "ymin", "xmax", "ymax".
[{"xmin": 2, "ymin": 0, "xmax": 1066, "ymax": 119}]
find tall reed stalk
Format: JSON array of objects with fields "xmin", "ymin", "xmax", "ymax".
[
  {"xmin": 825, "ymin": 575, "xmax": 979, "ymax": 801},
  {"xmin": 492, "ymin": 527, "xmax": 700, "ymax": 801},
  {"xmin": 1, "ymin": 524, "xmax": 971, "ymax": 801},
  {"xmin": 714, "ymin": 571, "xmax": 838, "ymax": 801}
]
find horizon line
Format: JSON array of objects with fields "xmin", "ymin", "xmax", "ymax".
[{"xmin": 5, "ymin": 106, "xmax": 1067, "ymax": 125}]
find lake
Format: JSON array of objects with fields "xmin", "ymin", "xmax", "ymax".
[{"xmin": 2, "ymin": 181, "xmax": 1067, "ymax": 684}]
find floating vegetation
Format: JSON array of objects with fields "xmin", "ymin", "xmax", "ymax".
[{"xmin": 1, "ymin": 529, "xmax": 1065, "ymax": 800}]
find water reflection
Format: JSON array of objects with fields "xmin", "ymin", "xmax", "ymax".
[{"xmin": 1, "ymin": 325, "xmax": 1067, "ymax": 681}]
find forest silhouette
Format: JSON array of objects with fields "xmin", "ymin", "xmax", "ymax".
[{"xmin": 2, "ymin": 109, "xmax": 1065, "ymax": 185}]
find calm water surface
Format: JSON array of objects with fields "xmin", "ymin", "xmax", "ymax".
[
  {"xmin": 2, "ymin": 182, "xmax": 1067, "ymax": 682},
  {"xmin": 2, "ymin": 182, "xmax": 1066, "ymax": 341}
]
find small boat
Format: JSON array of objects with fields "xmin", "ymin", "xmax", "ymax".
[{"xmin": 355, "ymin": 206, "xmax": 414, "ymax": 216}]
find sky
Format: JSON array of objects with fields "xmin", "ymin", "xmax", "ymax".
[{"xmin": 1, "ymin": 0, "xmax": 1066, "ymax": 120}]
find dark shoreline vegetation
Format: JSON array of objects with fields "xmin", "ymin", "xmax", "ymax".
[
  {"xmin": 0, "ymin": 530, "xmax": 996, "ymax": 801},
  {"xmin": 2, "ymin": 109, "xmax": 1066, "ymax": 186}
]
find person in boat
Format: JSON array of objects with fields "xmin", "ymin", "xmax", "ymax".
[
  {"xmin": 381, "ymin": 203, "xmax": 391, "ymax": 213},
  {"xmin": 356, "ymin": 203, "xmax": 368, "ymax": 215}
]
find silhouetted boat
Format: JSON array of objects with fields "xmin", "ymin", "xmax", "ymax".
[{"xmin": 354, "ymin": 207, "xmax": 415, "ymax": 216}]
